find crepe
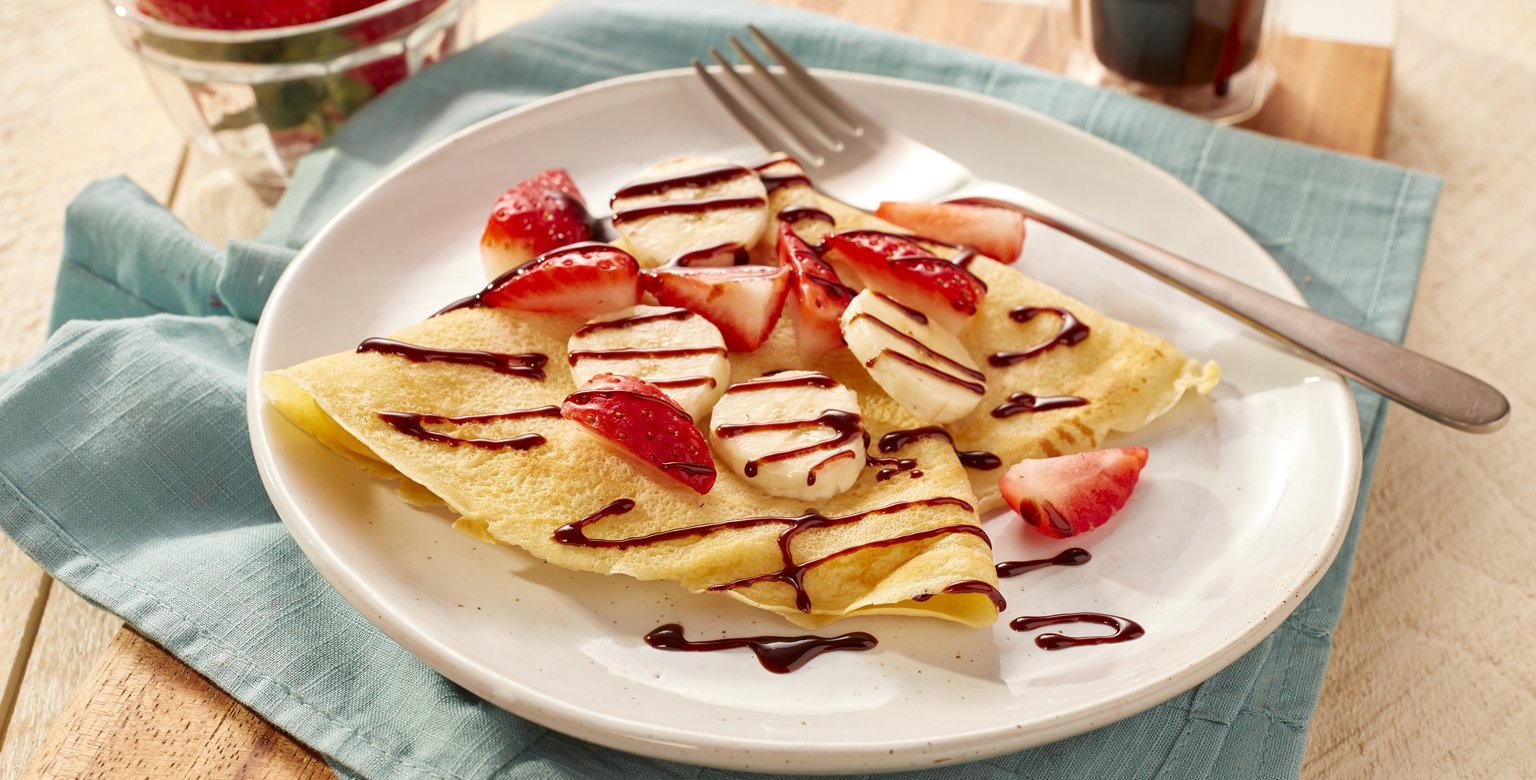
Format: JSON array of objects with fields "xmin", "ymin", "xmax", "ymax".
[{"xmin": 265, "ymin": 306, "xmax": 1000, "ymax": 629}]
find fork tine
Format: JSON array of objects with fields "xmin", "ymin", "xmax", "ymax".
[
  {"xmin": 745, "ymin": 25, "xmax": 868, "ymax": 135},
  {"xmin": 724, "ymin": 34, "xmax": 845, "ymax": 151},
  {"xmin": 706, "ymin": 46, "xmax": 834, "ymax": 157},
  {"xmin": 690, "ymin": 57, "xmax": 821, "ymax": 165}
]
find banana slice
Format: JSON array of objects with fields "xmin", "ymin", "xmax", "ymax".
[
  {"xmin": 840, "ymin": 289, "xmax": 987, "ymax": 424},
  {"xmin": 710, "ymin": 370, "xmax": 866, "ymax": 501},
  {"xmin": 752, "ymin": 154, "xmax": 834, "ymax": 265},
  {"xmin": 610, "ymin": 156, "xmax": 770, "ymax": 268},
  {"xmin": 568, "ymin": 305, "xmax": 730, "ymax": 422}
]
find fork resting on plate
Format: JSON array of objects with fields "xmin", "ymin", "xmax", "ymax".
[{"xmin": 692, "ymin": 27, "xmax": 1509, "ymax": 434}]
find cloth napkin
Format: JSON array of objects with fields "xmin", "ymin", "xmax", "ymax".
[{"xmin": 1, "ymin": 1, "xmax": 1437, "ymax": 778}]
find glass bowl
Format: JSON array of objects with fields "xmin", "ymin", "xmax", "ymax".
[{"xmin": 103, "ymin": 0, "xmax": 477, "ymax": 202}]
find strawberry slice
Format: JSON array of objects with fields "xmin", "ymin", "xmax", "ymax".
[
  {"xmin": 481, "ymin": 168, "xmax": 594, "ymax": 280},
  {"xmin": 776, "ymin": 222, "xmax": 853, "ymax": 362},
  {"xmin": 999, "ymin": 447, "xmax": 1149, "ymax": 539},
  {"xmin": 642, "ymin": 264, "xmax": 790, "ymax": 352},
  {"xmin": 139, "ymin": 0, "xmax": 328, "ymax": 29},
  {"xmin": 562, "ymin": 374, "xmax": 716, "ymax": 494},
  {"xmin": 875, "ymin": 201, "xmax": 1027, "ymax": 263},
  {"xmin": 481, "ymin": 243, "xmax": 640, "ymax": 318},
  {"xmin": 818, "ymin": 230, "xmax": 986, "ymax": 333}
]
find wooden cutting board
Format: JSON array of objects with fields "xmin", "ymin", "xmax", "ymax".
[{"xmin": 11, "ymin": 1, "xmax": 1392, "ymax": 778}]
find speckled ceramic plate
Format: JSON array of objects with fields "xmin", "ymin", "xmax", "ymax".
[{"xmin": 247, "ymin": 69, "xmax": 1361, "ymax": 774}]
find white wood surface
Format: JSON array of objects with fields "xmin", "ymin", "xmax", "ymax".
[{"xmin": 0, "ymin": 0, "xmax": 1532, "ymax": 778}]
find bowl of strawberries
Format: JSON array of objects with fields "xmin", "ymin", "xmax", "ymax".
[{"xmin": 104, "ymin": 0, "xmax": 477, "ymax": 202}]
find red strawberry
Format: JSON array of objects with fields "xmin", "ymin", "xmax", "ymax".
[
  {"xmin": 481, "ymin": 243, "xmax": 640, "ymax": 318},
  {"xmin": 875, "ymin": 201, "xmax": 1027, "ymax": 263},
  {"xmin": 329, "ymin": 0, "xmax": 386, "ymax": 16},
  {"xmin": 481, "ymin": 168, "xmax": 593, "ymax": 280},
  {"xmin": 776, "ymin": 222, "xmax": 853, "ymax": 361},
  {"xmin": 138, "ymin": 0, "xmax": 328, "ymax": 29},
  {"xmin": 562, "ymin": 374, "xmax": 716, "ymax": 494},
  {"xmin": 999, "ymin": 447, "xmax": 1149, "ymax": 539},
  {"xmin": 818, "ymin": 230, "xmax": 986, "ymax": 333},
  {"xmin": 642, "ymin": 264, "xmax": 789, "ymax": 352}
]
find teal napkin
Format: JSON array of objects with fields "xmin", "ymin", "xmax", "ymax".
[{"xmin": 1, "ymin": 1, "xmax": 1437, "ymax": 778}]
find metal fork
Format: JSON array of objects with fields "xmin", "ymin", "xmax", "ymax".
[{"xmin": 692, "ymin": 27, "xmax": 1509, "ymax": 434}]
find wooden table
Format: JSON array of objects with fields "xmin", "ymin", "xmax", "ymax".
[{"xmin": 3, "ymin": 1, "xmax": 1532, "ymax": 778}]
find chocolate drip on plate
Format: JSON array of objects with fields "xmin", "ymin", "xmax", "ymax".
[
  {"xmin": 996, "ymin": 547, "xmax": 1092, "ymax": 578},
  {"xmin": 1010, "ymin": 612, "xmax": 1145, "ymax": 650},
  {"xmin": 643, "ymin": 623, "xmax": 876, "ymax": 673}
]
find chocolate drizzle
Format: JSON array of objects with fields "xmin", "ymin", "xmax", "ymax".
[
  {"xmin": 665, "ymin": 242, "xmax": 749, "ymax": 267},
  {"xmin": 866, "ymin": 454, "xmax": 917, "ymax": 481},
  {"xmin": 878, "ymin": 426, "xmax": 1002, "ymax": 471},
  {"xmin": 611, "ymin": 164, "xmax": 753, "ymax": 200},
  {"xmin": 996, "ymin": 547, "xmax": 1091, "ymax": 578},
  {"xmin": 807, "ymin": 449, "xmax": 857, "ymax": 486},
  {"xmin": 648, "ymin": 375, "xmax": 717, "ymax": 390},
  {"xmin": 643, "ymin": 623, "xmax": 876, "ymax": 673},
  {"xmin": 912, "ymin": 580, "xmax": 1008, "ymax": 612},
  {"xmin": 554, "ymin": 497, "xmax": 985, "ymax": 613},
  {"xmin": 872, "ymin": 292, "xmax": 928, "ymax": 325},
  {"xmin": 565, "ymin": 388, "xmax": 696, "ymax": 424},
  {"xmin": 1009, "ymin": 612, "xmax": 1145, "ymax": 650},
  {"xmin": 866, "ymin": 349, "xmax": 987, "ymax": 395},
  {"xmin": 567, "ymin": 346, "xmax": 728, "ymax": 366},
  {"xmin": 777, "ymin": 205, "xmax": 835, "ymax": 225},
  {"xmin": 611, "ymin": 196, "xmax": 766, "ymax": 225},
  {"xmin": 750, "ymin": 152, "xmax": 800, "ymax": 171},
  {"xmin": 849, "ymin": 312, "xmax": 986, "ymax": 394},
  {"xmin": 991, "ymin": 392, "xmax": 1090, "ymax": 418},
  {"xmin": 714, "ymin": 410, "xmax": 863, "ymax": 478},
  {"xmin": 377, "ymin": 406, "xmax": 560, "ymax": 450},
  {"xmin": 759, "ymin": 171, "xmax": 814, "ymax": 193},
  {"xmin": 725, "ymin": 373, "xmax": 840, "ymax": 393},
  {"xmin": 989, "ymin": 306, "xmax": 1091, "ymax": 367},
  {"xmin": 572, "ymin": 308, "xmax": 693, "ymax": 337},
  {"xmin": 356, "ymin": 338, "xmax": 547, "ymax": 380}
]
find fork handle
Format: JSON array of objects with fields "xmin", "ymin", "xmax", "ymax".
[{"xmin": 954, "ymin": 186, "xmax": 1510, "ymax": 433}]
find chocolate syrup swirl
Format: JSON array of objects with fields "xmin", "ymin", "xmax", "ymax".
[
  {"xmin": 777, "ymin": 205, "xmax": 835, "ymax": 225},
  {"xmin": 567, "ymin": 346, "xmax": 728, "ymax": 366},
  {"xmin": 866, "ymin": 454, "xmax": 917, "ymax": 481},
  {"xmin": 714, "ymin": 410, "xmax": 863, "ymax": 478},
  {"xmin": 572, "ymin": 308, "xmax": 693, "ymax": 337},
  {"xmin": 1009, "ymin": 612, "xmax": 1145, "ymax": 650},
  {"xmin": 991, "ymin": 392, "xmax": 1090, "ymax": 418},
  {"xmin": 912, "ymin": 580, "xmax": 1008, "ymax": 612},
  {"xmin": 725, "ymin": 373, "xmax": 840, "ymax": 393},
  {"xmin": 611, "ymin": 164, "xmax": 753, "ymax": 200},
  {"xmin": 643, "ymin": 623, "xmax": 876, "ymax": 674},
  {"xmin": 377, "ymin": 406, "xmax": 560, "ymax": 451},
  {"xmin": 989, "ymin": 306, "xmax": 1091, "ymax": 367},
  {"xmin": 878, "ymin": 426, "xmax": 1002, "ymax": 471},
  {"xmin": 611, "ymin": 196, "xmax": 766, "ymax": 225},
  {"xmin": 555, "ymin": 497, "xmax": 984, "ymax": 613},
  {"xmin": 356, "ymin": 338, "xmax": 547, "ymax": 380},
  {"xmin": 995, "ymin": 547, "xmax": 1091, "ymax": 578},
  {"xmin": 666, "ymin": 242, "xmax": 749, "ymax": 267}
]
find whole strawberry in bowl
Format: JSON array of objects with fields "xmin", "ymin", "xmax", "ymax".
[{"xmin": 103, "ymin": 0, "xmax": 476, "ymax": 202}]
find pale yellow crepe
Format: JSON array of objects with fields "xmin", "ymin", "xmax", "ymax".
[{"xmin": 265, "ymin": 187, "xmax": 1215, "ymax": 630}]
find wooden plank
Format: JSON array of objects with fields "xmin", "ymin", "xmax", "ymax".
[
  {"xmin": 0, "ymin": 586, "xmax": 122, "ymax": 780},
  {"xmin": 18, "ymin": 629, "xmax": 334, "ymax": 780},
  {"xmin": 1239, "ymin": 35, "xmax": 1394, "ymax": 158}
]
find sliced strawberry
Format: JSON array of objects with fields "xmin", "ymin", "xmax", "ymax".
[
  {"xmin": 876, "ymin": 201, "xmax": 1027, "ymax": 263},
  {"xmin": 818, "ymin": 230, "xmax": 986, "ymax": 333},
  {"xmin": 139, "ymin": 0, "xmax": 328, "ymax": 28},
  {"xmin": 999, "ymin": 447, "xmax": 1149, "ymax": 539},
  {"xmin": 480, "ymin": 243, "xmax": 640, "ymax": 318},
  {"xmin": 480, "ymin": 168, "xmax": 593, "ymax": 280},
  {"xmin": 562, "ymin": 374, "xmax": 716, "ymax": 494},
  {"xmin": 642, "ymin": 265, "xmax": 789, "ymax": 352},
  {"xmin": 776, "ymin": 222, "xmax": 853, "ymax": 362}
]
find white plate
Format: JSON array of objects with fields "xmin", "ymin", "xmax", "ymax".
[{"xmin": 247, "ymin": 70, "xmax": 1361, "ymax": 774}]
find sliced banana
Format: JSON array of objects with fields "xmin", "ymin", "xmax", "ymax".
[
  {"xmin": 611, "ymin": 156, "xmax": 769, "ymax": 268},
  {"xmin": 710, "ymin": 370, "xmax": 866, "ymax": 501},
  {"xmin": 754, "ymin": 155, "xmax": 834, "ymax": 263},
  {"xmin": 568, "ymin": 305, "xmax": 730, "ymax": 422},
  {"xmin": 840, "ymin": 290, "xmax": 987, "ymax": 424}
]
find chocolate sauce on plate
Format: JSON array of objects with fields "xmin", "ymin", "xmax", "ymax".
[
  {"xmin": 554, "ymin": 497, "xmax": 986, "ymax": 613},
  {"xmin": 377, "ymin": 406, "xmax": 560, "ymax": 451},
  {"xmin": 1009, "ymin": 612, "xmax": 1145, "ymax": 650},
  {"xmin": 643, "ymin": 623, "xmax": 876, "ymax": 673},
  {"xmin": 356, "ymin": 338, "xmax": 547, "ymax": 380},
  {"xmin": 995, "ymin": 547, "xmax": 1091, "ymax": 578}
]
